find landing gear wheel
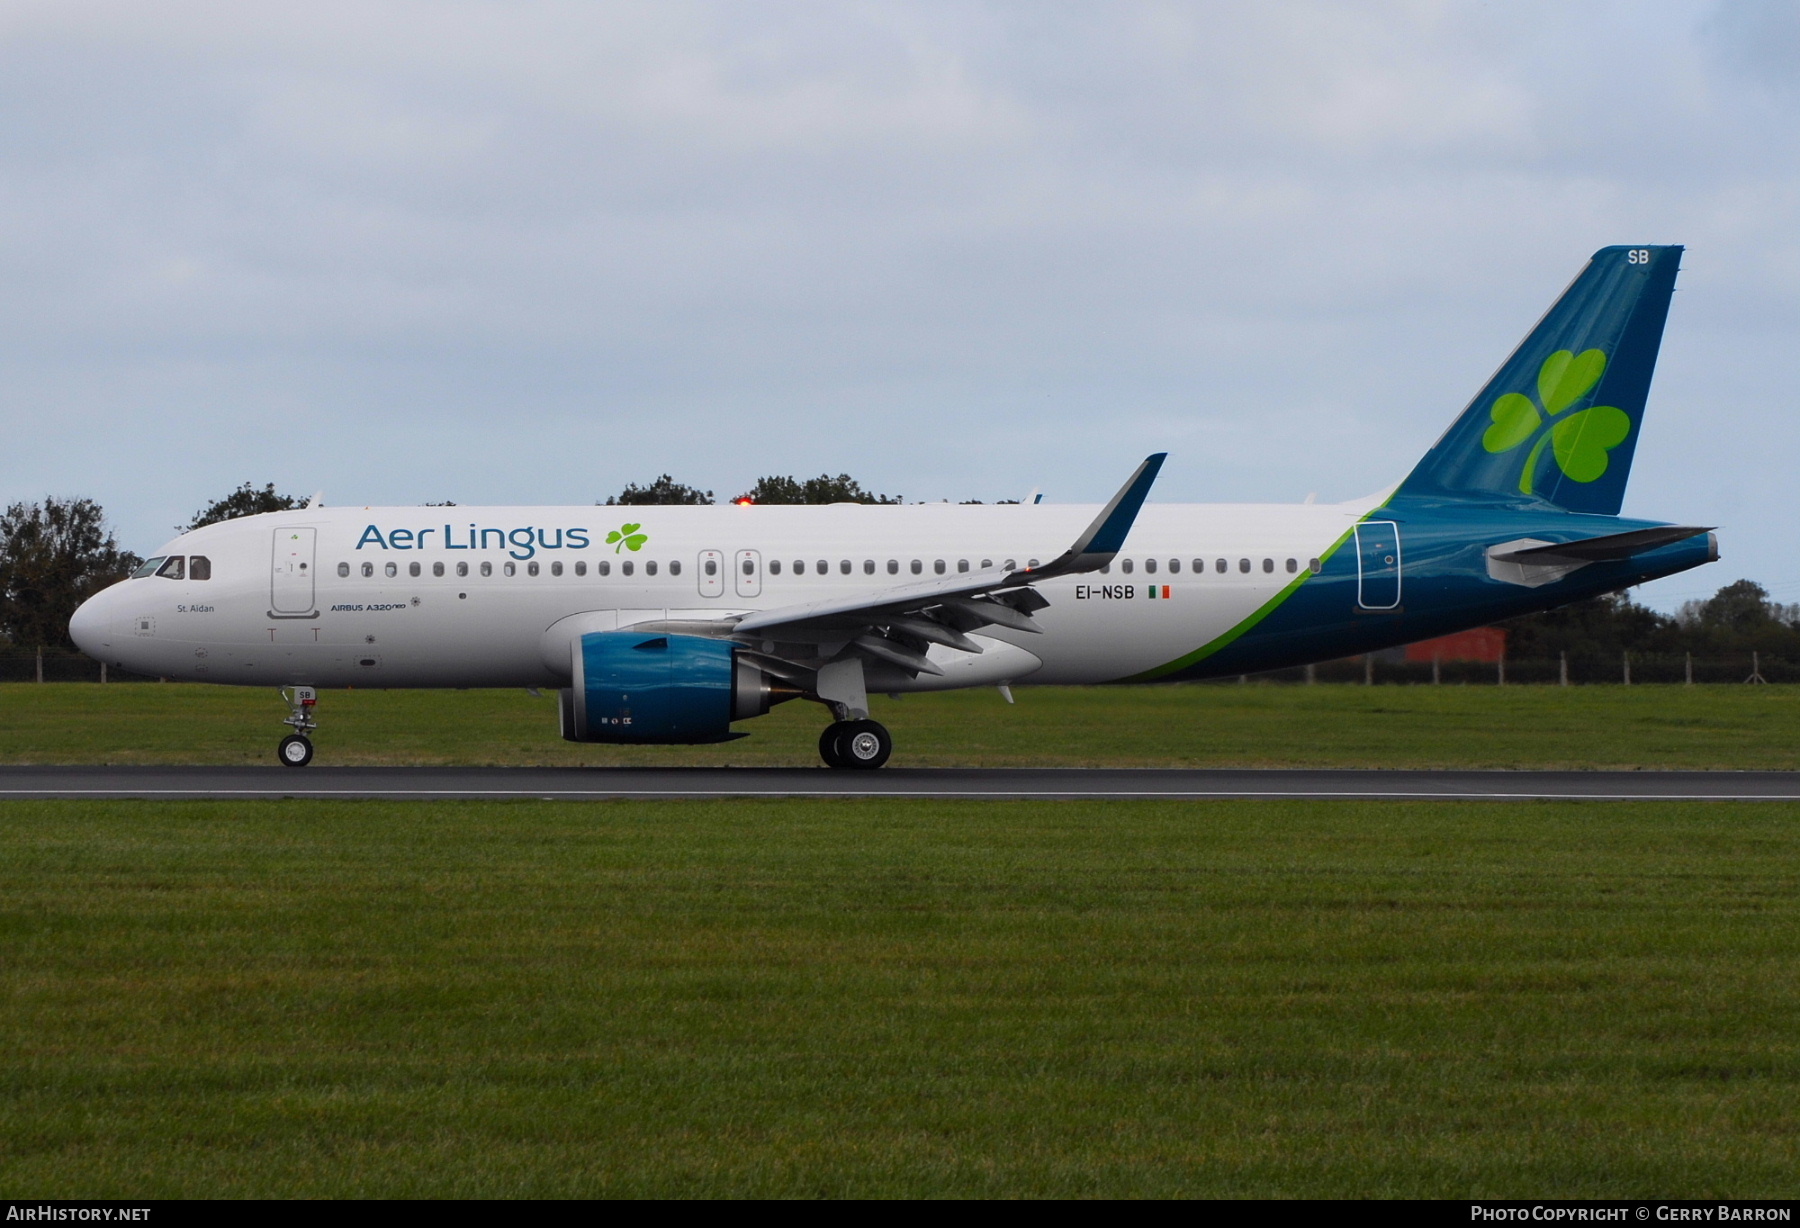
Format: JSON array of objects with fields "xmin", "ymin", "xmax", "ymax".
[
  {"xmin": 819, "ymin": 723, "xmax": 848, "ymax": 769},
  {"xmin": 278, "ymin": 734, "xmax": 314, "ymax": 767},
  {"xmin": 837, "ymin": 719, "xmax": 892, "ymax": 770}
]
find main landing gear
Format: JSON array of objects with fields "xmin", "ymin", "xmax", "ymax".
[
  {"xmin": 819, "ymin": 719, "xmax": 893, "ymax": 770},
  {"xmin": 278, "ymin": 686, "xmax": 317, "ymax": 767}
]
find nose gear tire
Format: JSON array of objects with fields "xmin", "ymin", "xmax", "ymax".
[{"xmin": 278, "ymin": 734, "xmax": 314, "ymax": 767}]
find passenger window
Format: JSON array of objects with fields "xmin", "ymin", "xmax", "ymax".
[
  {"xmin": 670, "ymin": 560, "xmax": 681, "ymax": 577},
  {"xmin": 934, "ymin": 560, "xmax": 946, "ymax": 575},
  {"xmin": 1286, "ymin": 558, "xmax": 1297, "ymax": 573},
  {"xmin": 132, "ymin": 557, "xmax": 165, "ymax": 579},
  {"xmin": 888, "ymin": 560, "xmax": 899, "ymax": 575},
  {"xmin": 597, "ymin": 561, "xmax": 609, "ymax": 576},
  {"xmin": 433, "ymin": 562, "xmax": 445, "ymax": 577},
  {"xmin": 480, "ymin": 562, "xmax": 492, "ymax": 577},
  {"xmin": 839, "ymin": 560, "xmax": 851, "ymax": 575},
  {"xmin": 362, "ymin": 562, "xmax": 375, "ymax": 578},
  {"xmin": 1193, "ymin": 559, "xmax": 1204, "ymax": 573},
  {"xmin": 981, "ymin": 559, "xmax": 992, "ymax": 569},
  {"xmin": 1028, "ymin": 558, "xmax": 1040, "ymax": 569},
  {"xmin": 551, "ymin": 561, "xmax": 562, "ymax": 577},
  {"xmin": 957, "ymin": 560, "xmax": 969, "ymax": 573},
  {"xmin": 910, "ymin": 560, "xmax": 922, "ymax": 575},
  {"xmin": 1145, "ymin": 558, "xmax": 1157, "ymax": 574},
  {"xmin": 156, "ymin": 556, "xmax": 185, "ymax": 580},
  {"xmin": 646, "ymin": 561, "xmax": 658, "ymax": 577},
  {"xmin": 864, "ymin": 560, "xmax": 875, "ymax": 575},
  {"xmin": 456, "ymin": 561, "xmax": 468, "ymax": 577},
  {"xmin": 816, "ymin": 560, "xmax": 828, "ymax": 576},
  {"xmin": 409, "ymin": 562, "xmax": 421, "ymax": 577},
  {"xmin": 1262, "ymin": 558, "xmax": 1274, "ymax": 573},
  {"xmin": 1309, "ymin": 558, "xmax": 1322, "ymax": 574},
  {"xmin": 1238, "ymin": 558, "xmax": 1250, "ymax": 573},
  {"xmin": 528, "ymin": 561, "xmax": 540, "ymax": 576},
  {"xmin": 503, "ymin": 562, "xmax": 516, "ymax": 577},
  {"xmin": 385, "ymin": 562, "xmax": 397, "ymax": 578},
  {"xmin": 189, "ymin": 556, "xmax": 211, "ymax": 581},
  {"xmin": 1004, "ymin": 559, "xmax": 1016, "ymax": 570},
  {"xmin": 338, "ymin": 562, "xmax": 350, "ymax": 578},
  {"xmin": 1099, "ymin": 563, "xmax": 1111, "ymax": 575},
  {"xmin": 706, "ymin": 558, "xmax": 719, "ymax": 576},
  {"xmin": 1215, "ymin": 558, "xmax": 1226, "ymax": 574},
  {"xmin": 1169, "ymin": 559, "xmax": 1180, "ymax": 573},
  {"xmin": 770, "ymin": 559, "xmax": 782, "ymax": 576},
  {"xmin": 793, "ymin": 560, "xmax": 803, "ymax": 575},
  {"xmin": 1121, "ymin": 559, "xmax": 1133, "ymax": 575},
  {"xmin": 623, "ymin": 560, "xmax": 634, "ymax": 576},
  {"xmin": 575, "ymin": 560, "xmax": 586, "ymax": 576}
]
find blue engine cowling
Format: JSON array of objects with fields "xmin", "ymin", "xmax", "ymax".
[{"xmin": 560, "ymin": 632, "xmax": 779, "ymax": 743}]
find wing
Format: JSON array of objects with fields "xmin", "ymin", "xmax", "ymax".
[{"xmin": 626, "ymin": 454, "xmax": 1167, "ymax": 678}]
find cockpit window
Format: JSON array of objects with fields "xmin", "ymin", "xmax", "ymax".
[
  {"xmin": 188, "ymin": 556, "xmax": 211, "ymax": 581},
  {"xmin": 155, "ymin": 556, "xmax": 185, "ymax": 580},
  {"xmin": 132, "ymin": 557, "xmax": 165, "ymax": 579}
]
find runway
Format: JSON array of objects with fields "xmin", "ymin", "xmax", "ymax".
[{"xmin": 1, "ymin": 765, "xmax": 1798, "ymax": 801}]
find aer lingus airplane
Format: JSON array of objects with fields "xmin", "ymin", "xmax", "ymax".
[{"xmin": 70, "ymin": 244, "xmax": 1715, "ymax": 768}]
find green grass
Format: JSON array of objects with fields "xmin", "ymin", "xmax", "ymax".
[
  {"xmin": 1, "ymin": 797, "xmax": 1797, "ymax": 1197},
  {"xmin": 3, "ymin": 681, "xmax": 1800, "ymax": 769}
]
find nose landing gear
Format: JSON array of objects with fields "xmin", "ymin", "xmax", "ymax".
[{"xmin": 277, "ymin": 686, "xmax": 318, "ymax": 767}]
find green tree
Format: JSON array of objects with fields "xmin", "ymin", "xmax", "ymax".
[
  {"xmin": 1677, "ymin": 580, "xmax": 1800, "ymax": 657},
  {"xmin": 1497, "ymin": 590, "xmax": 1677, "ymax": 659},
  {"xmin": 734, "ymin": 474, "xmax": 901, "ymax": 505},
  {"xmin": 187, "ymin": 483, "xmax": 303, "ymax": 530},
  {"xmin": 605, "ymin": 475, "xmax": 714, "ymax": 506},
  {"xmin": 0, "ymin": 498, "xmax": 140, "ymax": 648}
]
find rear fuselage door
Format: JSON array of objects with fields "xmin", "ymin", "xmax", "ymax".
[
  {"xmin": 698, "ymin": 549, "xmax": 724, "ymax": 598},
  {"xmin": 1354, "ymin": 521, "xmax": 1401, "ymax": 610},
  {"xmin": 734, "ymin": 549, "xmax": 761, "ymax": 598},
  {"xmin": 271, "ymin": 528, "xmax": 317, "ymax": 614}
]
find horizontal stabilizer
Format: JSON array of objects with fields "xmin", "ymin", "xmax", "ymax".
[{"xmin": 1489, "ymin": 525, "xmax": 1713, "ymax": 564}]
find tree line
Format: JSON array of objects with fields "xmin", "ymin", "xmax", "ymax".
[{"xmin": 2, "ymin": 480, "xmax": 1793, "ymax": 662}]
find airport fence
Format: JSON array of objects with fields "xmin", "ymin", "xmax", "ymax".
[{"xmin": 1, "ymin": 645, "xmax": 1794, "ymax": 686}]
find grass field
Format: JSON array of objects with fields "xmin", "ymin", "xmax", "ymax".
[
  {"xmin": 1, "ymin": 797, "xmax": 1796, "ymax": 1198},
  {"xmin": 3, "ymin": 681, "xmax": 1800, "ymax": 769}
]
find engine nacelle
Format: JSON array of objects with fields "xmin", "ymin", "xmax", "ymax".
[{"xmin": 559, "ymin": 632, "xmax": 780, "ymax": 743}]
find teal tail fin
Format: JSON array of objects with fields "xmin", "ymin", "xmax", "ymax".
[{"xmin": 1397, "ymin": 245, "xmax": 1682, "ymax": 514}]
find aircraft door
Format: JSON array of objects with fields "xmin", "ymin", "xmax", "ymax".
[
  {"xmin": 271, "ymin": 528, "xmax": 317, "ymax": 614},
  {"xmin": 734, "ymin": 549, "xmax": 762, "ymax": 598},
  {"xmin": 1354, "ymin": 521, "xmax": 1401, "ymax": 610},
  {"xmin": 698, "ymin": 550, "xmax": 724, "ymax": 598}
]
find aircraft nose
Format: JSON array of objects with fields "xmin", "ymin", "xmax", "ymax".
[{"xmin": 68, "ymin": 592, "xmax": 108, "ymax": 657}]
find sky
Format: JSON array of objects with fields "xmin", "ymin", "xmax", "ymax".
[{"xmin": 0, "ymin": 0, "xmax": 1794, "ymax": 610}]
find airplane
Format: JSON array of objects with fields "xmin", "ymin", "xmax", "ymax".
[{"xmin": 69, "ymin": 244, "xmax": 1716, "ymax": 769}]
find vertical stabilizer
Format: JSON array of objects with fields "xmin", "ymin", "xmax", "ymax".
[{"xmin": 1397, "ymin": 245, "xmax": 1681, "ymax": 514}]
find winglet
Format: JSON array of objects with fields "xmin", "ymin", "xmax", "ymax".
[{"xmin": 1017, "ymin": 453, "xmax": 1165, "ymax": 581}]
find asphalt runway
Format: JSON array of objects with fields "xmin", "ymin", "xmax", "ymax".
[{"xmin": 1, "ymin": 765, "xmax": 1798, "ymax": 801}]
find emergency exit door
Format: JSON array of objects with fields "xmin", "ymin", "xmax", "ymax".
[
  {"xmin": 271, "ymin": 528, "xmax": 317, "ymax": 614},
  {"xmin": 1354, "ymin": 521, "xmax": 1401, "ymax": 610},
  {"xmin": 697, "ymin": 549, "xmax": 724, "ymax": 598}
]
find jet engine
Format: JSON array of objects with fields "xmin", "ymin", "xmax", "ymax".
[{"xmin": 559, "ymin": 632, "xmax": 787, "ymax": 743}]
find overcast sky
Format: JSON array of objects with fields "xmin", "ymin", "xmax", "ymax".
[{"xmin": 0, "ymin": 0, "xmax": 1793, "ymax": 609}]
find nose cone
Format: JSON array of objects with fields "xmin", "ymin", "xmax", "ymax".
[{"xmin": 68, "ymin": 591, "xmax": 109, "ymax": 657}]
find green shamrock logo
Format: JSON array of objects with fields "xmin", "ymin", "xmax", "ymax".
[
  {"xmin": 605, "ymin": 522, "xmax": 648, "ymax": 553},
  {"xmin": 1481, "ymin": 348, "xmax": 1631, "ymax": 495}
]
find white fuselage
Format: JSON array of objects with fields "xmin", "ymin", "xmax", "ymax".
[{"xmin": 71, "ymin": 497, "xmax": 1383, "ymax": 689}]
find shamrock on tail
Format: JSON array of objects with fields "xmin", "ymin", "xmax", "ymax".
[
  {"xmin": 606, "ymin": 523, "xmax": 648, "ymax": 553},
  {"xmin": 1481, "ymin": 348, "xmax": 1630, "ymax": 495}
]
